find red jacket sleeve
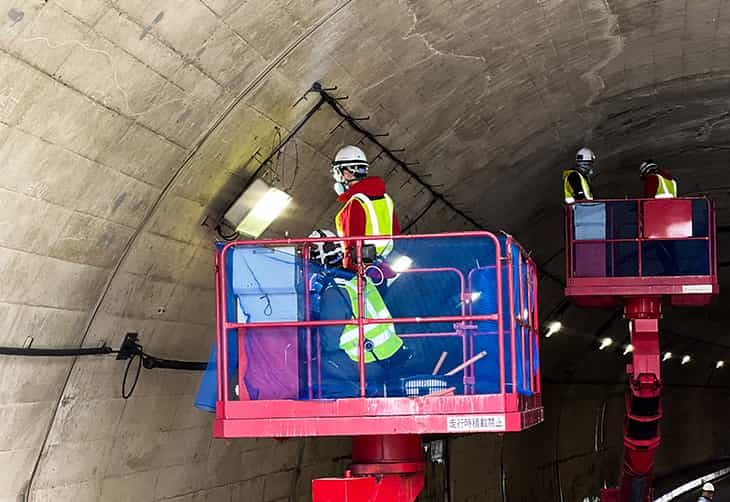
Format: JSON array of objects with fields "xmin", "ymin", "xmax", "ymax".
[
  {"xmin": 341, "ymin": 201, "xmax": 367, "ymax": 269},
  {"xmin": 392, "ymin": 211, "xmax": 401, "ymax": 235},
  {"xmin": 644, "ymin": 175, "xmax": 659, "ymax": 198}
]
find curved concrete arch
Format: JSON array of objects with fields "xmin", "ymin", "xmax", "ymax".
[{"xmin": 1, "ymin": 1, "xmax": 729, "ymax": 500}]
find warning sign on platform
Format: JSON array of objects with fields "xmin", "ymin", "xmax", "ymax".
[
  {"xmin": 682, "ymin": 284, "xmax": 713, "ymax": 294},
  {"xmin": 446, "ymin": 415, "xmax": 506, "ymax": 432}
]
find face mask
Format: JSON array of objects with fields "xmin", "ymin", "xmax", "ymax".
[
  {"xmin": 578, "ymin": 164, "xmax": 594, "ymax": 178},
  {"xmin": 334, "ymin": 182, "xmax": 347, "ymax": 195}
]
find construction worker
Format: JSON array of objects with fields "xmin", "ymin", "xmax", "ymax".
[
  {"xmin": 307, "ymin": 229, "xmax": 409, "ymax": 398},
  {"xmin": 332, "ymin": 145, "xmax": 400, "ymax": 270},
  {"xmin": 639, "ymin": 160, "xmax": 680, "ymax": 275},
  {"xmin": 563, "ymin": 147, "xmax": 596, "ymax": 203},
  {"xmin": 640, "ymin": 159, "xmax": 677, "ymax": 198},
  {"xmin": 698, "ymin": 482, "xmax": 714, "ymax": 501}
]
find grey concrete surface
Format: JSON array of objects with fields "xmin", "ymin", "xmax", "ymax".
[{"xmin": 0, "ymin": 0, "xmax": 728, "ymax": 500}]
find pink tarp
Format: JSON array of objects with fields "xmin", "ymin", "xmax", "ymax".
[{"xmin": 243, "ymin": 327, "xmax": 299, "ymax": 400}]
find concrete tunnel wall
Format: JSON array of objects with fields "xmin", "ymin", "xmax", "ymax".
[{"xmin": 0, "ymin": 0, "xmax": 729, "ymax": 500}]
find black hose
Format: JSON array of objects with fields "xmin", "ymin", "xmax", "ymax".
[
  {"xmin": 0, "ymin": 345, "xmax": 114, "ymax": 356},
  {"xmin": 0, "ymin": 334, "xmax": 209, "ymax": 399},
  {"xmin": 141, "ymin": 356, "xmax": 207, "ymax": 371},
  {"xmin": 122, "ymin": 354, "xmax": 143, "ymax": 399}
]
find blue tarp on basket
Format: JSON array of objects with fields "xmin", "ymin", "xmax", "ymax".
[
  {"xmin": 196, "ymin": 235, "xmax": 538, "ymax": 406},
  {"xmin": 195, "ymin": 244, "xmax": 303, "ymax": 411},
  {"xmin": 195, "ymin": 243, "xmax": 237, "ymax": 412},
  {"xmin": 383, "ymin": 235, "xmax": 535, "ymax": 396}
]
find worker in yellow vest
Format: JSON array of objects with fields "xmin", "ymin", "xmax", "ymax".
[
  {"xmin": 331, "ymin": 145, "xmax": 400, "ymax": 270},
  {"xmin": 639, "ymin": 160, "xmax": 679, "ymax": 275},
  {"xmin": 333, "ymin": 276, "xmax": 403, "ymax": 363},
  {"xmin": 640, "ymin": 160, "xmax": 677, "ymax": 198},
  {"xmin": 563, "ymin": 147, "xmax": 596, "ymax": 203},
  {"xmin": 308, "ymin": 228, "xmax": 409, "ymax": 398}
]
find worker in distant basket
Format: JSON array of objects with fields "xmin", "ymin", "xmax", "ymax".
[
  {"xmin": 698, "ymin": 482, "xmax": 714, "ymax": 501},
  {"xmin": 563, "ymin": 147, "xmax": 596, "ymax": 203},
  {"xmin": 640, "ymin": 159, "xmax": 677, "ymax": 198},
  {"xmin": 640, "ymin": 159, "xmax": 680, "ymax": 275},
  {"xmin": 308, "ymin": 229, "xmax": 410, "ymax": 398},
  {"xmin": 331, "ymin": 145, "xmax": 401, "ymax": 270}
]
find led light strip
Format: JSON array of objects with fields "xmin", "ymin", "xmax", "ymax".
[{"xmin": 654, "ymin": 466, "xmax": 730, "ymax": 501}]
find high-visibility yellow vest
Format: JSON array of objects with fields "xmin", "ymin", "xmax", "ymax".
[
  {"xmin": 562, "ymin": 169, "xmax": 593, "ymax": 203},
  {"xmin": 653, "ymin": 173, "xmax": 677, "ymax": 199},
  {"xmin": 335, "ymin": 276, "xmax": 403, "ymax": 363},
  {"xmin": 335, "ymin": 193, "xmax": 395, "ymax": 257}
]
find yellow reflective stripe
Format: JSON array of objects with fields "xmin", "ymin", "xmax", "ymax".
[
  {"xmin": 384, "ymin": 194, "xmax": 394, "ymax": 216},
  {"xmin": 563, "ymin": 170, "xmax": 593, "ymax": 203},
  {"xmin": 368, "ymin": 331, "xmax": 392, "ymax": 346},
  {"xmin": 339, "ymin": 323, "xmax": 386, "ymax": 344},
  {"xmin": 351, "ymin": 193, "xmax": 380, "ymax": 234},
  {"xmin": 341, "ymin": 330, "xmax": 391, "ymax": 348},
  {"xmin": 379, "ymin": 195, "xmax": 395, "ymax": 256},
  {"xmin": 655, "ymin": 174, "xmax": 677, "ymax": 198},
  {"xmin": 345, "ymin": 193, "xmax": 394, "ymax": 255},
  {"xmin": 338, "ymin": 278, "xmax": 390, "ymax": 317},
  {"xmin": 337, "ymin": 279, "xmax": 381, "ymax": 317},
  {"xmin": 334, "ymin": 205, "xmax": 345, "ymax": 236},
  {"xmin": 333, "ymin": 274, "xmax": 402, "ymax": 362}
]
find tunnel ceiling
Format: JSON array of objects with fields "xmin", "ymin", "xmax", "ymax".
[{"xmin": 1, "ymin": 0, "xmax": 730, "ymax": 499}]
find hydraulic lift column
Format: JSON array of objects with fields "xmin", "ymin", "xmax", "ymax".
[
  {"xmin": 602, "ymin": 297, "xmax": 662, "ymax": 502},
  {"xmin": 312, "ymin": 435, "xmax": 425, "ymax": 502}
]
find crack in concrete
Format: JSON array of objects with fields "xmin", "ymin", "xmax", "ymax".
[
  {"xmin": 581, "ymin": 0, "xmax": 625, "ymax": 106},
  {"xmin": 17, "ymin": 36, "xmax": 189, "ymax": 117},
  {"xmin": 399, "ymin": 0, "xmax": 487, "ymax": 64},
  {"xmin": 697, "ymin": 112, "xmax": 730, "ymax": 141}
]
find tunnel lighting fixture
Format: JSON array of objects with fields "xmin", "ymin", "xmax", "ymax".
[
  {"xmin": 623, "ymin": 344, "xmax": 634, "ymax": 355},
  {"xmin": 391, "ymin": 255, "xmax": 413, "ymax": 273},
  {"xmin": 662, "ymin": 352, "xmax": 673, "ymax": 362},
  {"xmin": 717, "ymin": 360, "xmax": 725, "ymax": 369},
  {"xmin": 545, "ymin": 321, "xmax": 562, "ymax": 338},
  {"xmin": 223, "ymin": 178, "xmax": 292, "ymax": 238},
  {"xmin": 471, "ymin": 292, "xmax": 482, "ymax": 302},
  {"xmin": 681, "ymin": 355, "xmax": 691, "ymax": 365},
  {"xmin": 599, "ymin": 337, "xmax": 613, "ymax": 350}
]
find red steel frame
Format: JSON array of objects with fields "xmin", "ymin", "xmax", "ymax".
[
  {"xmin": 213, "ymin": 231, "xmax": 543, "ymax": 438},
  {"xmin": 564, "ymin": 197, "xmax": 718, "ymax": 502},
  {"xmin": 565, "ymin": 197, "xmax": 718, "ymax": 303}
]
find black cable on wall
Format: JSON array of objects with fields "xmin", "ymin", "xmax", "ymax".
[{"xmin": 0, "ymin": 333, "xmax": 207, "ymax": 400}]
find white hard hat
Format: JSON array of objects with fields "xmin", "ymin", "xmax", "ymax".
[
  {"xmin": 332, "ymin": 145, "xmax": 368, "ymax": 182},
  {"xmin": 639, "ymin": 160, "xmax": 658, "ymax": 176},
  {"xmin": 575, "ymin": 147, "xmax": 596, "ymax": 176},
  {"xmin": 576, "ymin": 147, "xmax": 596, "ymax": 164},
  {"xmin": 308, "ymin": 229, "xmax": 342, "ymax": 267},
  {"xmin": 702, "ymin": 482, "xmax": 715, "ymax": 492}
]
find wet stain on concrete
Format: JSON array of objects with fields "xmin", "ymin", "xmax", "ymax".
[
  {"xmin": 7, "ymin": 8, "xmax": 24, "ymax": 25},
  {"xmin": 140, "ymin": 11, "xmax": 164, "ymax": 40},
  {"xmin": 112, "ymin": 192, "xmax": 127, "ymax": 211}
]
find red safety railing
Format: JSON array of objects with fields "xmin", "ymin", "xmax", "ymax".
[
  {"xmin": 213, "ymin": 231, "xmax": 543, "ymax": 437},
  {"xmin": 565, "ymin": 197, "xmax": 716, "ymax": 280}
]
